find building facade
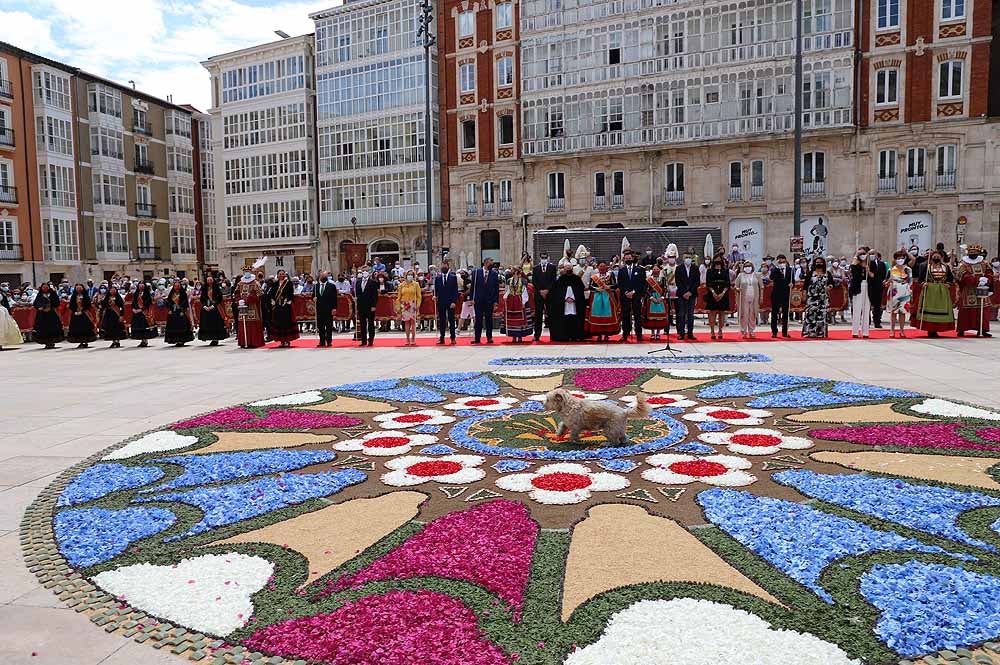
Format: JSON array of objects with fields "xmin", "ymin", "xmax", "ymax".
[
  {"xmin": 202, "ymin": 35, "xmax": 318, "ymax": 277},
  {"xmin": 311, "ymin": 0, "xmax": 442, "ymax": 272},
  {"xmin": 186, "ymin": 106, "xmax": 219, "ymax": 269}
]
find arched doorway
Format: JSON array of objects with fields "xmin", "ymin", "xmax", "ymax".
[{"xmin": 369, "ymin": 239, "xmax": 400, "ymax": 268}]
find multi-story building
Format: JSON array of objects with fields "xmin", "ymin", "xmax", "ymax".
[
  {"xmin": 185, "ymin": 106, "xmax": 219, "ymax": 269},
  {"xmin": 440, "ymin": 0, "xmax": 525, "ymax": 266},
  {"xmin": 311, "ymin": 0, "xmax": 442, "ymax": 271},
  {"xmin": 202, "ymin": 35, "xmax": 318, "ymax": 277}
]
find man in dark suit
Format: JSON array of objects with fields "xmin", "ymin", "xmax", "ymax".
[
  {"xmin": 616, "ymin": 250, "xmax": 647, "ymax": 342},
  {"xmin": 531, "ymin": 252, "xmax": 557, "ymax": 341},
  {"xmin": 314, "ymin": 270, "xmax": 338, "ymax": 347},
  {"xmin": 769, "ymin": 254, "xmax": 794, "ymax": 338},
  {"xmin": 674, "ymin": 252, "xmax": 699, "ymax": 340},
  {"xmin": 354, "ymin": 265, "xmax": 379, "ymax": 347},
  {"xmin": 470, "ymin": 258, "xmax": 500, "ymax": 344},
  {"xmin": 868, "ymin": 251, "xmax": 888, "ymax": 328},
  {"xmin": 434, "ymin": 259, "xmax": 460, "ymax": 345}
]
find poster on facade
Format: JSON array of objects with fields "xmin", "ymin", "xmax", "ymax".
[
  {"xmin": 728, "ymin": 219, "xmax": 764, "ymax": 265},
  {"xmin": 897, "ymin": 212, "xmax": 933, "ymax": 254},
  {"xmin": 800, "ymin": 216, "xmax": 830, "ymax": 257}
]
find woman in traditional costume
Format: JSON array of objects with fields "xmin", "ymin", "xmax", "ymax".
[
  {"xmin": 67, "ymin": 284, "xmax": 98, "ymax": 348},
  {"xmin": 164, "ymin": 282, "xmax": 195, "ymax": 346},
  {"xmin": 130, "ymin": 282, "xmax": 157, "ymax": 347},
  {"xmin": 885, "ymin": 250, "xmax": 913, "ymax": 338},
  {"xmin": 585, "ymin": 262, "xmax": 620, "ymax": 342},
  {"xmin": 99, "ymin": 285, "xmax": 127, "ymax": 348},
  {"xmin": 32, "ymin": 284, "xmax": 63, "ymax": 348},
  {"xmin": 643, "ymin": 265, "xmax": 669, "ymax": 341},
  {"xmin": 396, "ymin": 270, "xmax": 422, "ymax": 346},
  {"xmin": 0, "ymin": 288, "xmax": 24, "ymax": 349},
  {"xmin": 913, "ymin": 250, "xmax": 955, "ymax": 338},
  {"xmin": 503, "ymin": 269, "xmax": 534, "ymax": 343},
  {"xmin": 802, "ymin": 257, "xmax": 831, "ymax": 338},
  {"xmin": 235, "ymin": 273, "xmax": 266, "ymax": 348},
  {"xmin": 268, "ymin": 270, "xmax": 299, "ymax": 347},
  {"xmin": 197, "ymin": 275, "xmax": 229, "ymax": 346}
]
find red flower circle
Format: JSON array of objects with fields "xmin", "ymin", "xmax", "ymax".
[
  {"xmin": 364, "ymin": 436, "xmax": 412, "ymax": 449},
  {"xmin": 729, "ymin": 433, "xmax": 782, "ymax": 448},
  {"xmin": 530, "ymin": 472, "xmax": 593, "ymax": 492},
  {"xmin": 649, "ymin": 396, "xmax": 678, "ymax": 405},
  {"xmin": 395, "ymin": 414, "xmax": 433, "ymax": 424},
  {"xmin": 465, "ymin": 399, "xmax": 501, "ymax": 407},
  {"xmin": 668, "ymin": 460, "xmax": 728, "ymax": 477},
  {"xmin": 407, "ymin": 460, "xmax": 464, "ymax": 477},
  {"xmin": 708, "ymin": 409, "xmax": 749, "ymax": 420}
]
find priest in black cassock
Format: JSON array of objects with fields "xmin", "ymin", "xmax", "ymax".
[{"xmin": 547, "ymin": 263, "xmax": 586, "ymax": 341}]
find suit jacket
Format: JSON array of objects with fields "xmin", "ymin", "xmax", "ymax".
[
  {"xmin": 674, "ymin": 264, "xmax": 700, "ymax": 298},
  {"xmin": 355, "ymin": 277, "xmax": 380, "ymax": 315},
  {"xmin": 848, "ymin": 263, "xmax": 870, "ymax": 297},
  {"xmin": 434, "ymin": 272, "xmax": 460, "ymax": 308},
  {"xmin": 616, "ymin": 263, "xmax": 647, "ymax": 298},
  {"xmin": 867, "ymin": 260, "xmax": 888, "ymax": 300},
  {"xmin": 769, "ymin": 265, "xmax": 794, "ymax": 296},
  {"xmin": 471, "ymin": 267, "xmax": 500, "ymax": 306},
  {"xmin": 314, "ymin": 280, "xmax": 338, "ymax": 317},
  {"xmin": 531, "ymin": 262, "xmax": 557, "ymax": 294}
]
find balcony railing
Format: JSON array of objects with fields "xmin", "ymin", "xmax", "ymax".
[
  {"xmin": 166, "ymin": 126, "xmax": 192, "ymax": 139},
  {"xmin": 134, "ymin": 159, "xmax": 155, "ymax": 175},
  {"xmin": 728, "ymin": 186, "xmax": 743, "ymax": 202},
  {"xmin": 611, "ymin": 193, "xmax": 624, "ymax": 209},
  {"xmin": 135, "ymin": 202, "xmax": 156, "ymax": 218},
  {"xmin": 936, "ymin": 170, "xmax": 956, "ymax": 190},
  {"xmin": 0, "ymin": 127, "xmax": 13, "ymax": 147},
  {"xmin": 137, "ymin": 245, "xmax": 161, "ymax": 260},
  {"xmin": 802, "ymin": 180, "xmax": 826, "ymax": 197},
  {"xmin": 483, "ymin": 202, "xmax": 495, "ymax": 216},
  {"xmin": 593, "ymin": 194, "xmax": 606, "ymax": 210},
  {"xmin": 0, "ymin": 243, "xmax": 22, "ymax": 261},
  {"xmin": 96, "ymin": 198, "xmax": 126, "ymax": 208},
  {"xmin": 906, "ymin": 175, "xmax": 926, "ymax": 192},
  {"xmin": 133, "ymin": 122, "xmax": 153, "ymax": 136},
  {"xmin": 877, "ymin": 176, "xmax": 898, "ymax": 194},
  {"xmin": 466, "ymin": 203, "xmax": 478, "ymax": 216},
  {"xmin": 499, "ymin": 199, "xmax": 512, "ymax": 215},
  {"xmin": 662, "ymin": 189, "xmax": 685, "ymax": 207},
  {"xmin": 750, "ymin": 183, "xmax": 765, "ymax": 200},
  {"xmin": 92, "ymin": 149, "xmax": 124, "ymax": 160},
  {"xmin": 0, "ymin": 79, "xmax": 12, "ymax": 99},
  {"xmin": 0, "ymin": 185, "xmax": 16, "ymax": 204},
  {"xmin": 547, "ymin": 197, "xmax": 565, "ymax": 211}
]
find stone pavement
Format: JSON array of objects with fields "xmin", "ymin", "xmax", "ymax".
[{"xmin": 0, "ymin": 331, "xmax": 997, "ymax": 664}]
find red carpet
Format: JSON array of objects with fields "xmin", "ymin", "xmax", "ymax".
[{"xmin": 263, "ymin": 328, "xmax": 969, "ymax": 349}]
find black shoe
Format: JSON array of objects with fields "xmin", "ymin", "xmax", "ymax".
[
  {"xmin": 958, "ymin": 331, "xmax": 965, "ymax": 337},
  {"xmin": 487, "ymin": 339, "xmax": 494, "ymax": 344},
  {"xmin": 533, "ymin": 336, "xmax": 541, "ymax": 342},
  {"xmin": 437, "ymin": 339, "xmax": 445, "ymax": 345},
  {"xmin": 686, "ymin": 334, "xmax": 696, "ymax": 341},
  {"xmin": 210, "ymin": 340, "xmax": 219, "ymax": 346},
  {"xmin": 984, "ymin": 332, "xmax": 993, "ymax": 338},
  {"xmin": 450, "ymin": 338, "xmax": 456, "ymax": 345},
  {"xmin": 782, "ymin": 333, "xmax": 791, "ymax": 338},
  {"xmin": 471, "ymin": 340, "xmax": 481, "ymax": 344}
]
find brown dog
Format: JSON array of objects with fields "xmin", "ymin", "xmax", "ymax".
[{"xmin": 543, "ymin": 389, "xmax": 650, "ymax": 444}]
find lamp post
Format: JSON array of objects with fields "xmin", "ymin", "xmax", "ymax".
[
  {"xmin": 417, "ymin": 0, "xmax": 436, "ymax": 267},
  {"xmin": 792, "ymin": 0, "xmax": 803, "ymax": 240}
]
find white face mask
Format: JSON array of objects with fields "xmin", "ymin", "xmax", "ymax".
[
  {"xmin": 832, "ymin": 261, "xmax": 840, "ymax": 268},
  {"xmin": 406, "ymin": 275, "xmax": 414, "ymax": 282},
  {"xmin": 858, "ymin": 254, "xmax": 868, "ymax": 261},
  {"xmin": 896, "ymin": 258, "xmax": 905, "ymax": 266},
  {"xmin": 361, "ymin": 271, "xmax": 369, "ymax": 279},
  {"xmin": 667, "ymin": 258, "xmax": 676, "ymax": 265},
  {"xmin": 683, "ymin": 258, "xmax": 692, "ymax": 266},
  {"xmin": 743, "ymin": 266, "xmax": 753, "ymax": 274},
  {"xmin": 993, "ymin": 262, "xmax": 1000, "ymax": 268},
  {"xmin": 777, "ymin": 261, "xmax": 786, "ymax": 268}
]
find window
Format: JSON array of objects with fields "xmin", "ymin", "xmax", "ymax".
[
  {"xmin": 609, "ymin": 47, "xmax": 621, "ymax": 66},
  {"xmin": 95, "ymin": 219, "xmax": 128, "ymax": 255},
  {"xmin": 878, "ymin": 149, "xmax": 897, "ymax": 192},
  {"xmin": 220, "ymin": 55, "xmax": 306, "ymax": 104},
  {"xmin": 803, "ymin": 152, "xmax": 826, "ymax": 195},
  {"xmin": 462, "ymin": 120, "xmax": 476, "ymax": 150},
  {"xmin": 169, "ymin": 186, "xmax": 195, "ymax": 215},
  {"xmin": 466, "ymin": 182, "xmax": 478, "ymax": 205},
  {"xmin": 907, "ymin": 147, "xmax": 926, "ymax": 190},
  {"xmin": 138, "ymin": 228, "xmax": 153, "ymax": 252},
  {"xmin": 664, "ymin": 162, "xmax": 684, "ymax": 191},
  {"xmin": 608, "ymin": 96, "xmax": 623, "ymax": 132},
  {"xmin": 936, "ymin": 144, "xmax": 957, "ymax": 188},
  {"xmin": 876, "ymin": 69, "xmax": 898, "ymax": 106},
  {"xmin": 167, "ymin": 146, "xmax": 194, "ymax": 174},
  {"xmin": 87, "ymin": 84, "xmax": 123, "ymax": 118},
  {"xmin": 38, "ymin": 164, "xmax": 76, "ymax": 208},
  {"xmin": 939, "ymin": 60, "xmax": 963, "ymax": 99},
  {"xmin": 171, "ymin": 225, "xmax": 197, "ymax": 256},
  {"xmin": 942, "ymin": 0, "xmax": 965, "ymax": 20},
  {"xmin": 498, "ymin": 115, "xmax": 514, "ymax": 145},
  {"xmin": 548, "ymin": 172, "xmax": 565, "ymax": 207},
  {"xmin": 612, "ymin": 171, "xmax": 624, "ymax": 207},
  {"xmin": 803, "ymin": 71, "xmax": 831, "ymax": 110},
  {"xmin": 497, "ymin": 56, "xmax": 514, "ymax": 87},
  {"xmin": 92, "ymin": 174, "xmax": 126, "ymax": 207},
  {"xmin": 594, "ymin": 172, "xmax": 606, "ymax": 197},
  {"xmin": 496, "ymin": 2, "xmax": 513, "ymax": 29},
  {"xmin": 750, "ymin": 160, "xmax": 765, "ymax": 198},
  {"xmin": 460, "ymin": 63, "xmax": 476, "ymax": 93},
  {"xmin": 548, "ymin": 105, "xmax": 563, "ymax": 137},
  {"xmin": 34, "ymin": 71, "xmax": 72, "ymax": 111},
  {"xmin": 136, "ymin": 183, "xmax": 151, "ymax": 205},
  {"xmin": 90, "ymin": 126, "xmax": 125, "ymax": 160},
  {"xmin": 0, "ymin": 159, "xmax": 13, "ymax": 203},
  {"xmin": 877, "ymin": 0, "xmax": 899, "ymax": 29},
  {"xmin": 459, "ymin": 11, "xmax": 475, "ymax": 37},
  {"xmin": 43, "ymin": 218, "xmax": 79, "ymax": 262},
  {"xmin": 729, "ymin": 162, "xmax": 742, "ymax": 188},
  {"xmin": 483, "ymin": 181, "xmax": 495, "ymax": 213},
  {"xmin": 35, "ymin": 115, "xmax": 73, "ymax": 155},
  {"xmin": 0, "ymin": 212, "xmax": 15, "ymax": 250}
]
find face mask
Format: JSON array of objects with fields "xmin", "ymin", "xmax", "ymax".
[
  {"xmin": 683, "ymin": 258, "xmax": 692, "ymax": 266},
  {"xmin": 910, "ymin": 249, "xmax": 918, "ymax": 256},
  {"xmin": 743, "ymin": 266, "xmax": 753, "ymax": 274},
  {"xmin": 932, "ymin": 257, "xmax": 942, "ymax": 263},
  {"xmin": 858, "ymin": 254, "xmax": 868, "ymax": 261},
  {"xmin": 832, "ymin": 262, "xmax": 839, "ymax": 268},
  {"xmin": 993, "ymin": 262, "xmax": 1000, "ymax": 268},
  {"xmin": 816, "ymin": 264, "xmax": 826, "ymax": 271},
  {"xmin": 667, "ymin": 258, "xmax": 676, "ymax": 265},
  {"xmin": 100, "ymin": 287, "xmax": 107, "ymax": 293},
  {"xmin": 361, "ymin": 271, "xmax": 369, "ymax": 278},
  {"xmin": 646, "ymin": 251, "xmax": 652, "ymax": 255},
  {"xmin": 625, "ymin": 257, "xmax": 633, "ymax": 264},
  {"xmin": 406, "ymin": 275, "xmax": 414, "ymax": 282},
  {"xmin": 896, "ymin": 258, "xmax": 905, "ymax": 266}
]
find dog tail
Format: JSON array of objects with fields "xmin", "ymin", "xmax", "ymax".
[{"xmin": 630, "ymin": 392, "xmax": 650, "ymax": 419}]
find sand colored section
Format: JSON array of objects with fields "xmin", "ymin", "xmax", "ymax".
[
  {"xmin": 193, "ymin": 431, "xmax": 337, "ymax": 455},
  {"xmin": 786, "ymin": 403, "xmax": 931, "ymax": 424},
  {"xmin": 561, "ymin": 504, "xmax": 779, "ymax": 621},
  {"xmin": 812, "ymin": 451, "xmax": 1000, "ymax": 491},
  {"xmin": 501, "ymin": 375, "xmax": 566, "ymax": 393},
  {"xmin": 215, "ymin": 492, "xmax": 425, "ymax": 586},
  {"xmin": 303, "ymin": 395, "xmax": 396, "ymax": 413},
  {"xmin": 640, "ymin": 375, "xmax": 712, "ymax": 394}
]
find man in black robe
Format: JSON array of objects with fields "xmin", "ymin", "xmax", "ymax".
[{"xmin": 547, "ymin": 264, "xmax": 586, "ymax": 341}]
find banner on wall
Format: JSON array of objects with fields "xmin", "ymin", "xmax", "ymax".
[
  {"xmin": 897, "ymin": 212, "xmax": 933, "ymax": 254},
  {"xmin": 728, "ymin": 219, "xmax": 764, "ymax": 265},
  {"xmin": 800, "ymin": 216, "xmax": 830, "ymax": 257}
]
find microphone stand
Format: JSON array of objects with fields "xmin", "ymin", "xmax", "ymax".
[{"xmin": 648, "ymin": 291, "xmax": 680, "ymax": 356}]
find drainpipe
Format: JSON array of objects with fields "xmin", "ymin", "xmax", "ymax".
[
  {"xmin": 17, "ymin": 56, "xmax": 37, "ymax": 284},
  {"xmin": 853, "ymin": 0, "xmax": 863, "ymax": 251},
  {"xmin": 648, "ymin": 156, "xmax": 654, "ymax": 226}
]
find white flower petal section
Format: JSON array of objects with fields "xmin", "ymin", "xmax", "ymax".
[
  {"xmin": 444, "ymin": 396, "xmax": 520, "ymax": 411},
  {"xmin": 683, "ymin": 405, "xmax": 773, "ymax": 426},
  {"xmin": 333, "ymin": 431, "xmax": 437, "ymax": 456},
  {"xmin": 102, "ymin": 431, "xmax": 199, "ymax": 461},
  {"xmin": 249, "ymin": 391, "xmax": 324, "ymax": 407},
  {"xmin": 495, "ymin": 473, "xmax": 537, "ymax": 492},
  {"xmin": 910, "ymin": 398, "xmax": 1000, "ymax": 421},
  {"xmin": 373, "ymin": 410, "xmax": 456, "ymax": 429},
  {"xmin": 493, "ymin": 369, "xmax": 564, "ymax": 378},
  {"xmin": 527, "ymin": 392, "xmax": 608, "ymax": 403},
  {"xmin": 380, "ymin": 454, "xmax": 486, "ymax": 487},
  {"xmin": 92, "ymin": 553, "xmax": 273, "ymax": 636},
  {"xmin": 643, "ymin": 453, "xmax": 756, "ymax": 487},
  {"xmin": 563, "ymin": 598, "xmax": 860, "ymax": 665},
  {"xmin": 495, "ymin": 463, "xmax": 628, "ymax": 504},
  {"xmin": 699, "ymin": 428, "xmax": 813, "ymax": 456},
  {"xmin": 666, "ymin": 369, "xmax": 737, "ymax": 378},
  {"xmin": 621, "ymin": 393, "xmax": 697, "ymax": 409}
]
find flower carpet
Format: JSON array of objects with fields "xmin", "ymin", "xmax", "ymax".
[{"xmin": 22, "ymin": 367, "xmax": 1000, "ymax": 665}]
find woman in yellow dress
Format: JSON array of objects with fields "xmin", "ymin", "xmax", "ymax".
[{"xmin": 396, "ymin": 270, "xmax": 422, "ymax": 346}]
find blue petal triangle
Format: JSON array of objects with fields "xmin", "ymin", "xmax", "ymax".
[
  {"xmin": 420, "ymin": 444, "xmax": 457, "ymax": 455},
  {"xmin": 347, "ymin": 384, "xmax": 446, "ymax": 403},
  {"xmin": 417, "ymin": 374, "xmax": 500, "ymax": 396},
  {"xmin": 746, "ymin": 387, "xmax": 869, "ymax": 408},
  {"xmin": 55, "ymin": 507, "xmax": 176, "ymax": 568},
  {"xmin": 831, "ymin": 382, "xmax": 920, "ymax": 399},
  {"xmin": 329, "ymin": 379, "xmax": 400, "ymax": 391},
  {"xmin": 58, "ymin": 464, "xmax": 164, "ymax": 507},
  {"xmin": 698, "ymin": 378, "xmax": 806, "ymax": 399},
  {"xmin": 674, "ymin": 443, "xmax": 716, "ymax": 454},
  {"xmin": 744, "ymin": 372, "xmax": 827, "ymax": 384},
  {"xmin": 149, "ymin": 449, "xmax": 335, "ymax": 492}
]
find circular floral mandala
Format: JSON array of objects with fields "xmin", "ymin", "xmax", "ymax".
[{"xmin": 24, "ymin": 367, "xmax": 1000, "ymax": 665}]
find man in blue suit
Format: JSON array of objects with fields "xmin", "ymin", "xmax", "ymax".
[
  {"xmin": 616, "ymin": 249, "xmax": 647, "ymax": 342},
  {"xmin": 434, "ymin": 259, "xmax": 459, "ymax": 345},
  {"xmin": 470, "ymin": 257, "xmax": 499, "ymax": 344}
]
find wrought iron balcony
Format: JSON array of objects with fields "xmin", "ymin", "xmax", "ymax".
[
  {"xmin": 0, "ymin": 79, "xmax": 11, "ymax": 99},
  {"xmin": 662, "ymin": 189, "xmax": 685, "ymax": 207},
  {"xmin": 547, "ymin": 197, "xmax": 565, "ymax": 212},
  {"xmin": 0, "ymin": 127, "xmax": 13, "ymax": 147},
  {"xmin": 611, "ymin": 193, "xmax": 624, "ymax": 209},
  {"xmin": 750, "ymin": 184, "xmax": 765, "ymax": 200},
  {"xmin": 137, "ymin": 245, "xmax": 161, "ymax": 260},
  {"xmin": 906, "ymin": 175, "xmax": 926, "ymax": 192},
  {"xmin": 135, "ymin": 202, "xmax": 156, "ymax": 218},
  {"xmin": 0, "ymin": 185, "xmax": 16, "ymax": 204},
  {"xmin": 0, "ymin": 243, "xmax": 22, "ymax": 261},
  {"xmin": 133, "ymin": 121, "xmax": 153, "ymax": 136},
  {"xmin": 593, "ymin": 195, "xmax": 606, "ymax": 210},
  {"xmin": 802, "ymin": 180, "xmax": 826, "ymax": 197},
  {"xmin": 728, "ymin": 186, "xmax": 743, "ymax": 202},
  {"xmin": 134, "ymin": 159, "xmax": 155, "ymax": 175},
  {"xmin": 877, "ymin": 176, "xmax": 898, "ymax": 194},
  {"xmin": 499, "ymin": 199, "xmax": 512, "ymax": 215},
  {"xmin": 936, "ymin": 170, "xmax": 956, "ymax": 190}
]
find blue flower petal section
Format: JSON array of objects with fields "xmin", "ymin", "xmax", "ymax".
[
  {"xmin": 148, "ymin": 449, "xmax": 335, "ymax": 492},
  {"xmin": 415, "ymin": 373, "xmax": 500, "ymax": 396},
  {"xmin": 411, "ymin": 425, "xmax": 442, "ymax": 434},
  {"xmin": 413, "ymin": 372, "xmax": 481, "ymax": 381},
  {"xmin": 135, "ymin": 470, "xmax": 365, "ymax": 541},
  {"xmin": 831, "ymin": 382, "xmax": 920, "ymax": 399},
  {"xmin": 743, "ymin": 373, "xmax": 827, "ymax": 385},
  {"xmin": 493, "ymin": 459, "xmax": 533, "ymax": 472},
  {"xmin": 597, "ymin": 459, "xmax": 638, "ymax": 472},
  {"xmin": 861, "ymin": 561, "xmax": 1000, "ymax": 657},
  {"xmin": 747, "ymin": 387, "xmax": 869, "ymax": 409},
  {"xmin": 58, "ymin": 464, "xmax": 164, "ymax": 507},
  {"xmin": 420, "ymin": 444, "xmax": 457, "ymax": 455},
  {"xmin": 674, "ymin": 442, "xmax": 716, "ymax": 454},
  {"xmin": 698, "ymin": 379, "xmax": 807, "ymax": 399},
  {"xmin": 348, "ymin": 385, "xmax": 446, "ymax": 403},
  {"xmin": 775, "ymin": 470, "xmax": 1000, "ymax": 551},
  {"xmin": 55, "ymin": 507, "xmax": 176, "ymax": 568},
  {"xmin": 697, "ymin": 488, "xmax": 953, "ymax": 603},
  {"xmin": 698, "ymin": 422, "xmax": 729, "ymax": 432},
  {"xmin": 329, "ymin": 379, "xmax": 400, "ymax": 391}
]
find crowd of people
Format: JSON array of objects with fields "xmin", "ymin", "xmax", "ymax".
[{"xmin": 0, "ymin": 239, "xmax": 996, "ymax": 351}]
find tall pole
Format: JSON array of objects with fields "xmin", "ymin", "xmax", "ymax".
[
  {"xmin": 419, "ymin": 0, "xmax": 436, "ymax": 267},
  {"xmin": 793, "ymin": 0, "xmax": 803, "ymax": 241}
]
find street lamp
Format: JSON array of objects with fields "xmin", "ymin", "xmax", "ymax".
[
  {"xmin": 792, "ymin": 0, "xmax": 803, "ymax": 241},
  {"xmin": 417, "ymin": 0, "xmax": 436, "ymax": 267}
]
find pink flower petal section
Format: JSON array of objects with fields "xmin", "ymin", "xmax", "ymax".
[
  {"xmin": 977, "ymin": 428, "xmax": 1000, "ymax": 444},
  {"xmin": 173, "ymin": 408, "xmax": 257, "ymax": 430},
  {"xmin": 245, "ymin": 590, "xmax": 510, "ymax": 665},
  {"xmin": 573, "ymin": 368, "xmax": 644, "ymax": 391},
  {"xmin": 811, "ymin": 423, "xmax": 1000, "ymax": 452},
  {"xmin": 322, "ymin": 500, "xmax": 537, "ymax": 616},
  {"xmin": 230, "ymin": 411, "xmax": 363, "ymax": 430}
]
